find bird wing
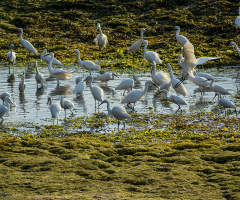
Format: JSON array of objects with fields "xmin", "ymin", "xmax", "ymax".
[
  {"xmin": 42, "ymin": 55, "xmax": 63, "ymax": 65},
  {"xmin": 235, "ymin": 17, "xmax": 240, "ymax": 28},
  {"xmin": 121, "ymin": 90, "xmax": 142, "ymax": 104},
  {"xmin": 73, "ymin": 82, "xmax": 85, "ymax": 94},
  {"xmin": 182, "ymin": 42, "xmax": 196, "ymax": 63},
  {"xmin": 91, "ymin": 86, "xmax": 104, "ymax": 102},
  {"xmin": 112, "ymin": 106, "xmax": 131, "ymax": 120},
  {"xmin": 116, "ymin": 79, "xmax": 134, "ymax": 90},
  {"xmin": 83, "ymin": 61, "xmax": 101, "ymax": 70},
  {"xmin": 195, "ymin": 57, "xmax": 220, "ymax": 66},
  {"xmin": 21, "ymin": 39, "xmax": 38, "ymax": 56},
  {"xmin": 146, "ymin": 51, "xmax": 162, "ymax": 64},
  {"xmin": 128, "ymin": 40, "xmax": 142, "ymax": 53}
]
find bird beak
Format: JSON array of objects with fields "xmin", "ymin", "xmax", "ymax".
[
  {"xmin": 83, "ymin": 77, "xmax": 88, "ymax": 82},
  {"xmin": 152, "ymin": 82, "xmax": 159, "ymax": 89},
  {"xmin": 98, "ymin": 102, "xmax": 104, "ymax": 107}
]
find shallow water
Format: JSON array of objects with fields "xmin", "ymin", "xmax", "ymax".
[{"xmin": 0, "ymin": 62, "xmax": 239, "ymax": 134}]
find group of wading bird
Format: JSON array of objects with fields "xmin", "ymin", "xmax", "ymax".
[{"xmin": 2, "ymin": 20, "xmax": 240, "ymax": 127}]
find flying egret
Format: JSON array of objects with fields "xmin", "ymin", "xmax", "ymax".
[
  {"xmin": 128, "ymin": 28, "xmax": 146, "ymax": 64},
  {"xmin": 60, "ymin": 95, "xmax": 75, "ymax": 117},
  {"xmin": 0, "ymin": 92, "xmax": 11, "ymax": 104},
  {"xmin": 121, "ymin": 80, "xmax": 158, "ymax": 110},
  {"xmin": 229, "ymin": 42, "xmax": 240, "ymax": 57},
  {"xmin": 47, "ymin": 97, "xmax": 61, "ymax": 124},
  {"xmin": 157, "ymin": 89, "xmax": 187, "ymax": 113},
  {"xmin": 235, "ymin": 7, "xmax": 240, "ymax": 29},
  {"xmin": 19, "ymin": 28, "xmax": 38, "ymax": 56},
  {"xmin": 84, "ymin": 75, "xmax": 104, "ymax": 107},
  {"xmin": 6, "ymin": 44, "xmax": 16, "ymax": 74},
  {"xmin": 115, "ymin": 78, "xmax": 134, "ymax": 96},
  {"xmin": 99, "ymin": 99, "xmax": 131, "ymax": 129},
  {"xmin": 151, "ymin": 61, "xmax": 170, "ymax": 86},
  {"xmin": 35, "ymin": 60, "xmax": 44, "ymax": 88},
  {"xmin": 40, "ymin": 49, "xmax": 63, "ymax": 65},
  {"xmin": 143, "ymin": 40, "xmax": 162, "ymax": 65},
  {"xmin": 206, "ymin": 78, "xmax": 231, "ymax": 95},
  {"xmin": 19, "ymin": 71, "xmax": 26, "ymax": 93},
  {"xmin": 74, "ymin": 49, "xmax": 101, "ymax": 75},
  {"xmin": 173, "ymin": 26, "xmax": 189, "ymax": 46},
  {"xmin": 167, "ymin": 63, "xmax": 188, "ymax": 96},
  {"xmin": 94, "ymin": 23, "xmax": 108, "ymax": 50},
  {"xmin": 213, "ymin": 92, "xmax": 237, "ymax": 116},
  {"xmin": 73, "ymin": 76, "xmax": 86, "ymax": 95},
  {"xmin": 48, "ymin": 52, "xmax": 71, "ymax": 85},
  {"xmin": 97, "ymin": 72, "xmax": 118, "ymax": 84},
  {"xmin": 0, "ymin": 96, "xmax": 14, "ymax": 124},
  {"xmin": 177, "ymin": 42, "xmax": 220, "ymax": 75},
  {"xmin": 188, "ymin": 72, "xmax": 210, "ymax": 95}
]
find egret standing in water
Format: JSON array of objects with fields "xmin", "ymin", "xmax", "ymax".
[
  {"xmin": 60, "ymin": 95, "xmax": 75, "ymax": 117},
  {"xmin": 99, "ymin": 99, "xmax": 131, "ymax": 129},
  {"xmin": 94, "ymin": 23, "xmax": 108, "ymax": 50},
  {"xmin": 73, "ymin": 76, "xmax": 86, "ymax": 96},
  {"xmin": 73, "ymin": 49, "xmax": 101, "ymax": 75},
  {"xmin": 19, "ymin": 71, "xmax": 26, "ymax": 94},
  {"xmin": 151, "ymin": 61, "xmax": 170, "ymax": 86},
  {"xmin": 47, "ymin": 97, "xmax": 61, "ymax": 124},
  {"xmin": 229, "ymin": 42, "xmax": 240, "ymax": 57},
  {"xmin": 206, "ymin": 78, "xmax": 231, "ymax": 95},
  {"xmin": 213, "ymin": 92, "xmax": 237, "ymax": 116},
  {"xmin": 97, "ymin": 72, "xmax": 118, "ymax": 84},
  {"xmin": 0, "ymin": 96, "xmax": 14, "ymax": 124},
  {"xmin": 128, "ymin": 28, "xmax": 146, "ymax": 64},
  {"xmin": 35, "ymin": 60, "xmax": 44, "ymax": 88},
  {"xmin": 115, "ymin": 78, "xmax": 134, "ymax": 96},
  {"xmin": 121, "ymin": 80, "xmax": 158, "ymax": 110},
  {"xmin": 143, "ymin": 40, "xmax": 162, "ymax": 65},
  {"xmin": 48, "ymin": 52, "xmax": 71, "ymax": 86},
  {"xmin": 84, "ymin": 75, "xmax": 104, "ymax": 107},
  {"xmin": 188, "ymin": 72, "xmax": 210, "ymax": 95},
  {"xmin": 40, "ymin": 49, "xmax": 63, "ymax": 65},
  {"xmin": 6, "ymin": 44, "xmax": 16, "ymax": 75},
  {"xmin": 19, "ymin": 28, "xmax": 38, "ymax": 56}
]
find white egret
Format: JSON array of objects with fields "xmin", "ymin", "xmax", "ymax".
[
  {"xmin": 99, "ymin": 99, "xmax": 131, "ymax": 129},
  {"xmin": 6, "ymin": 44, "xmax": 16, "ymax": 74},
  {"xmin": 193, "ymin": 71, "xmax": 214, "ymax": 80},
  {"xmin": 160, "ymin": 81, "xmax": 171, "ymax": 91},
  {"xmin": 84, "ymin": 75, "xmax": 104, "ymax": 107},
  {"xmin": 60, "ymin": 95, "xmax": 75, "ymax": 117},
  {"xmin": 157, "ymin": 89, "xmax": 187, "ymax": 113},
  {"xmin": 35, "ymin": 60, "xmax": 44, "ymax": 88},
  {"xmin": 94, "ymin": 23, "xmax": 108, "ymax": 50},
  {"xmin": 143, "ymin": 40, "xmax": 162, "ymax": 64},
  {"xmin": 0, "ymin": 92, "xmax": 11, "ymax": 104},
  {"xmin": 235, "ymin": 7, "xmax": 240, "ymax": 29},
  {"xmin": 178, "ymin": 42, "xmax": 220, "ymax": 75},
  {"xmin": 206, "ymin": 78, "xmax": 231, "ymax": 95},
  {"xmin": 151, "ymin": 61, "xmax": 170, "ymax": 86},
  {"xmin": 214, "ymin": 92, "xmax": 237, "ymax": 116},
  {"xmin": 128, "ymin": 28, "xmax": 146, "ymax": 64},
  {"xmin": 97, "ymin": 72, "xmax": 118, "ymax": 84},
  {"xmin": 188, "ymin": 72, "xmax": 210, "ymax": 95},
  {"xmin": 229, "ymin": 42, "xmax": 240, "ymax": 57},
  {"xmin": 40, "ymin": 49, "xmax": 63, "ymax": 65},
  {"xmin": 74, "ymin": 49, "xmax": 100, "ymax": 75},
  {"xmin": 173, "ymin": 26, "xmax": 189, "ymax": 46},
  {"xmin": 73, "ymin": 76, "xmax": 86, "ymax": 95},
  {"xmin": 48, "ymin": 52, "xmax": 71, "ymax": 85},
  {"xmin": 19, "ymin": 71, "xmax": 26, "ymax": 93},
  {"xmin": 167, "ymin": 63, "xmax": 188, "ymax": 96},
  {"xmin": 121, "ymin": 80, "xmax": 158, "ymax": 110},
  {"xmin": 47, "ymin": 97, "xmax": 61, "ymax": 124},
  {"xmin": 19, "ymin": 28, "xmax": 38, "ymax": 56},
  {"xmin": 115, "ymin": 78, "xmax": 134, "ymax": 96},
  {"xmin": 0, "ymin": 96, "xmax": 13, "ymax": 124}
]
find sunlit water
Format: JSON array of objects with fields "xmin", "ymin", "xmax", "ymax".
[{"xmin": 0, "ymin": 62, "xmax": 239, "ymax": 134}]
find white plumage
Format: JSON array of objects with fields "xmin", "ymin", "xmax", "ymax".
[
  {"xmin": 121, "ymin": 80, "xmax": 157, "ymax": 110},
  {"xmin": 0, "ymin": 92, "xmax": 11, "ymax": 104},
  {"xmin": 94, "ymin": 23, "xmax": 108, "ymax": 50},
  {"xmin": 7, "ymin": 44, "xmax": 16, "ymax": 66},
  {"xmin": 229, "ymin": 42, "xmax": 240, "ymax": 57},
  {"xmin": 167, "ymin": 63, "xmax": 188, "ymax": 96},
  {"xmin": 19, "ymin": 71, "xmax": 26, "ymax": 93},
  {"xmin": 151, "ymin": 61, "xmax": 170, "ymax": 86},
  {"xmin": 74, "ymin": 49, "xmax": 100, "ymax": 75},
  {"xmin": 208, "ymin": 78, "xmax": 231, "ymax": 95},
  {"xmin": 115, "ymin": 78, "xmax": 134, "ymax": 96},
  {"xmin": 73, "ymin": 76, "xmax": 86, "ymax": 95},
  {"xmin": 194, "ymin": 71, "xmax": 214, "ymax": 80},
  {"xmin": 84, "ymin": 75, "xmax": 104, "ymax": 106},
  {"xmin": 35, "ymin": 60, "xmax": 44, "ymax": 88},
  {"xmin": 235, "ymin": 7, "xmax": 240, "ymax": 29},
  {"xmin": 60, "ymin": 95, "xmax": 75, "ymax": 117},
  {"xmin": 0, "ymin": 96, "xmax": 13, "ymax": 124},
  {"xmin": 97, "ymin": 72, "xmax": 118, "ymax": 84},
  {"xmin": 159, "ymin": 89, "xmax": 187, "ymax": 113},
  {"xmin": 19, "ymin": 28, "xmax": 38, "ymax": 56},
  {"xmin": 47, "ymin": 97, "xmax": 61, "ymax": 124},
  {"xmin": 48, "ymin": 52, "xmax": 71, "ymax": 85},
  {"xmin": 143, "ymin": 40, "xmax": 162, "ymax": 64},
  {"xmin": 173, "ymin": 26, "xmax": 189, "ymax": 46},
  {"xmin": 99, "ymin": 99, "xmax": 131, "ymax": 129},
  {"xmin": 41, "ymin": 49, "xmax": 63, "ymax": 65},
  {"xmin": 188, "ymin": 72, "xmax": 210, "ymax": 95}
]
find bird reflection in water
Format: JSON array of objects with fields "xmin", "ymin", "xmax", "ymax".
[
  {"xmin": 73, "ymin": 95, "xmax": 87, "ymax": 114},
  {"xmin": 49, "ymin": 85, "xmax": 71, "ymax": 96}
]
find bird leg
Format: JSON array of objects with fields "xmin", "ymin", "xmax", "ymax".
[
  {"xmin": 175, "ymin": 105, "xmax": 181, "ymax": 113},
  {"xmin": 118, "ymin": 120, "xmax": 120, "ymax": 130},
  {"xmin": 0, "ymin": 118, "xmax": 3, "ymax": 124},
  {"xmin": 235, "ymin": 108, "xmax": 238, "ymax": 116},
  {"xmin": 127, "ymin": 103, "xmax": 134, "ymax": 110},
  {"xmin": 123, "ymin": 89, "xmax": 126, "ymax": 96}
]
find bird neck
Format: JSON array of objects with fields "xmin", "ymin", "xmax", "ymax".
[
  {"xmin": 19, "ymin": 30, "xmax": 23, "ymax": 40},
  {"xmin": 142, "ymin": 83, "xmax": 150, "ymax": 97},
  {"xmin": 48, "ymin": 58, "xmax": 54, "ymax": 73},
  {"xmin": 168, "ymin": 66, "xmax": 174, "ymax": 80},
  {"xmin": 140, "ymin": 30, "xmax": 144, "ymax": 42},
  {"xmin": 175, "ymin": 29, "xmax": 180, "ymax": 37},
  {"xmin": 98, "ymin": 27, "xmax": 103, "ymax": 35},
  {"xmin": 143, "ymin": 44, "xmax": 147, "ymax": 56},
  {"xmin": 106, "ymin": 101, "xmax": 112, "ymax": 116},
  {"xmin": 77, "ymin": 52, "xmax": 83, "ymax": 66},
  {"xmin": 152, "ymin": 64, "xmax": 156, "ymax": 76}
]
